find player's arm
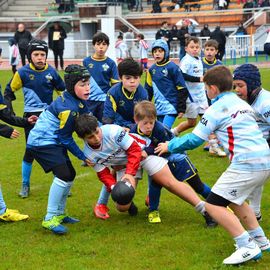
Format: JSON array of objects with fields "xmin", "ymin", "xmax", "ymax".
[
  {"xmin": 145, "ymin": 71, "xmax": 153, "ymax": 101},
  {"xmin": 110, "ymin": 61, "xmax": 120, "ymax": 86},
  {"xmin": 53, "ymin": 72, "xmax": 66, "ymax": 93},
  {"xmin": 102, "ymin": 93, "xmax": 117, "ymax": 125},
  {"xmin": 0, "ymin": 123, "xmax": 15, "ymax": 138},
  {"xmin": 114, "ymin": 112, "xmax": 134, "ymax": 129},
  {"xmin": 10, "ymin": 71, "xmax": 23, "ymax": 92},
  {"xmin": 96, "ymin": 166, "xmax": 117, "ymax": 192},
  {"xmin": 57, "ymin": 110, "xmax": 87, "ymax": 161}
]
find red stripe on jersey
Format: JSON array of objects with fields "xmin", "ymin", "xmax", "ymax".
[
  {"xmin": 129, "ymin": 133, "xmax": 147, "ymax": 146},
  {"xmin": 227, "ymin": 126, "xmax": 234, "ymax": 161},
  {"xmin": 140, "ymin": 40, "xmax": 149, "ymax": 49}
]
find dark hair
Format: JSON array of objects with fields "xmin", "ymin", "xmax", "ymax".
[
  {"xmin": 134, "ymin": 101, "xmax": 157, "ymax": 121},
  {"xmin": 203, "ymin": 66, "xmax": 233, "ymax": 92},
  {"xmin": 92, "ymin": 32, "xmax": 110, "ymax": 45},
  {"xmin": 74, "ymin": 114, "xmax": 99, "ymax": 138},
  {"xmin": 117, "ymin": 35, "xmax": 123, "ymax": 40},
  {"xmin": 185, "ymin": 36, "xmax": 200, "ymax": 46},
  {"xmin": 118, "ymin": 58, "xmax": 142, "ymax": 78},
  {"xmin": 204, "ymin": 39, "xmax": 219, "ymax": 50},
  {"xmin": 137, "ymin": 33, "xmax": 144, "ymax": 40}
]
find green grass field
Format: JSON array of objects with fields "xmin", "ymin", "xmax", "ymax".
[{"xmin": 0, "ymin": 69, "xmax": 270, "ymax": 270}]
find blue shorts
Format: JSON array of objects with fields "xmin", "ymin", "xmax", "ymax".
[
  {"xmin": 168, "ymin": 157, "xmax": 197, "ymax": 182},
  {"xmin": 27, "ymin": 144, "xmax": 70, "ymax": 173}
]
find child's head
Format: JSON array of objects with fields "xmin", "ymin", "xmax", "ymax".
[
  {"xmin": 233, "ymin": 64, "xmax": 261, "ymax": 104},
  {"xmin": 117, "ymin": 35, "xmax": 123, "ymax": 40},
  {"xmin": 134, "ymin": 101, "xmax": 156, "ymax": 136},
  {"xmin": 64, "ymin": 64, "xmax": 90, "ymax": 100},
  {"xmin": 27, "ymin": 39, "xmax": 48, "ymax": 69},
  {"xmin": 75, "ymin": 114, "xmax": 102, "ymax": 147},
  {"xmin": 203, "ymin": 39, "xmax": 219, "ymax": 62},
  {"xmin": 137, "ymin": 33, "xmax": 144, "ymax": 40},
  {"xmin": 203, "ymin": 66, "xmax": 233, "ymax": 99},
  {"xmin": 151, "ymin": 39, "xmax": 169, "ymax": 64},
  {"xmin": 185, "ymin": 36, "xmax": 201, "ymax": 57},
  {"xmin": 92, "ymin": 32, "xmax": 109, "ymax": 58},
  {"xmin": 8, "ymin": 38, "xmax": 16, "ymax": 46},
  {"xmin": 118, "ymin": 58, "xmax": 142, "ymax": 93}
]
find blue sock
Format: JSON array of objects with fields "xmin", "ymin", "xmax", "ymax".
[
  {"xmin": 45, "ymin": 177, "xmax": 69, "ymax": 221},
  {"xmin": 58, "ymin": 181, "xmax": 73, "ymax": 215},
  {"xmin": 248, "ymin": 226, "xmax": 266, "ymax": 239},
  {"xmin": 200, "ymin": 184, "xmax": 211, "ymax": 199},
  {"xmin": 0, "ymin": 187, "xmax": 7, "ymax": 215},
  {"xmin": 234, "ymin": 231, "xmax": 255, "ymax": 248},
  {"xmin": 22, "ymin": 161, "xmax": 32, "ymax": 187},
  {"xmin": 149, "ymin": 177, "xmax": 162, "ymax": 211},
  {"xmin": 97, "ymin": 185, "xmax": 110, "ymax": 205}
]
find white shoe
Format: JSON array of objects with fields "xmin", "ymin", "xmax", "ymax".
[
  {"xmin": 254, "ymin": 237, "xmax": 270, "ymax": 252},
  {"xmin": 209, "ymin": 145, "xmax": 226, "ymax": 157},
  {"xmin": 223, "ymin": 244, "xmax": 262, "ymax": 265}
]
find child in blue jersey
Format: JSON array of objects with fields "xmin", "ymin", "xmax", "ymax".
[
  {"xmin": 130, "ymin": 101, "xmax": 214, "ymax": 225},
  {"xmin": 145, "ymin": 39, "xmax": 188, "ymax": 129},
  {"xmin": 6, "ymin": 39, "xmax": 65, "ymax": 199},
  {"xmin": 155, "ymin": 65, "xmax": 270, "ymax": 265},
  {"xmin": 233, "ymin": 64, "xmax": 270, "ymax": 222},
  {"xmin": 83, "ymin": 32, "xmax": 119, "ymax": 122},
  {"xmin": 26, "ymin": 65, "xmax": 93, "ymax": 235},
  {"xmin": 0, "ymin": 84, "xmax": 37, "ymax": 222},
  {"xmin": 75, "ymin": 114, "xmax": 211, "ymax": 223},
  {"xmin": 95, "ymin": 58, "xmax": 148, "ymax": 219}
]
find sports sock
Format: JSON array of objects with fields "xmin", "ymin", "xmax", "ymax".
[
  {"xmin": 248, "ymin": 226, "xmax": 266, "ymax": 239},
  {"xmin": 149, "ymin": 177, "xmax": 162, "ymax": 211},
  {"xmin": 195, "ymin": 201, "xmax": 206, "ymax": 215},
  {"xmin": 234, "ymin": 231, "xmax": 256, "ymax": 248},
  {"xmin": 0, "ymin": 187, "xmax": 7, "ymax": 215},
  {"xmin": 22, "ymin": 161, "xmax": 32, "ymax": 187},
  {"xmin": 97, "ymin": 184, "xmax": 110, "ymax": 205},
  {"xmin": 45, "ymin": 177, "xmax": 69, "ymax": 221},
  {"xmin": 58, "ymin": 181, "xmax": 73, "ymax": 215},
  {"xmin": 200, "ymin": 184, "xmax": 211, "ymax": 199}
]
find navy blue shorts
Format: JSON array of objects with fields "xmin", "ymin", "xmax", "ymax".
[
  {"xmin": 168, "ymin": 157, "xmax": 197, "ymax": 182},
  {"xmin": 27, "ymin": 145, "xmax": 70, "ymax": 173}
]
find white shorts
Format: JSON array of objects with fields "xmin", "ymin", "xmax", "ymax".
[
  {"xmin": 184, "ymin": 99, "xmax": 208, "ymax": 119},
  {"xmin": 211, "ymin": 168, "xmax": 270, "ymax": 205},
  {"xmin": 116, "ymin": 155, "xmax": 168, "ymax": 180}
]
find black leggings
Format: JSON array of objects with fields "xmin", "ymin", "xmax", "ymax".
[{"xmin": 53, "ymin": 48, "xmax": 64, "ymax": 69}]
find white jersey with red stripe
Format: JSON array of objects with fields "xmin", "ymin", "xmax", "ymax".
[
  {"xmin": 192, "ymin": 92, "xmax": 270, "ymax": 171},
  {"xmin": 83, "ymin": 124, "xmax": 150, "ymax": 172},
  {"xmin": 138, "ymin": 39, "xmax": 149, "ymax": 59}
]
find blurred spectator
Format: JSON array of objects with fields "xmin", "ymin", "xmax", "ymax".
[
  {"xmin": 218, "ymin": 0, "xmax": 227, "ymax": 9},
  {"xmin": 210, "ymin": 26, "xmax": 226, "ymax": 60},
  {"xmin": 115, "ymin": 35, "xmax": 128, "ymax": 64},
  {"xmin": 128, "ymin": 0, "xmax": 136, "ymax": 10},
  {"xmin": 235, "ymin": 23, "xmax": 247, "ymax": 35},
  {"xmin": 137, "ymin": 33, "xmax": 149, "ymax": 70},
  {"xmin": 0, "ymin": 46, "xmax": 2, "ymax": 65},
  {"xmin": 243, "ymin": 0, "xmax": 254, "ymax": 8},
  {"xmin": 124, "ymin": 29, "xmax": 134, "ymax": 57},
  {"xmin": 8, "ymin": 38, "xmax": 19, "ymax": 74},
  {"xmin": 14, "ymin": 23, "xmax": 32, "ymax": 66},
  {"xmin": 48, "ymin": 22, "xmax": 67, "ymax": 70},
  {"xmin": 151, "ymin": 0, "xmax": 162, "ymax": 13},
  {"xmin": 261, "ymin": 0, "xmax": 270, "ymax": 6},
  {"xmin": 155, "ymin": 21, "xmax": 172, "ymax": 50},
  {"xmin": 135, "ymin": 0, "xmax": 143, "ymax": 11},
  {"xmin": 178, "ymin": 23, "xmax": 189, "ymax": 60},
  {"xmin": 56, "ymin": 0, "xmax": 75, "ymax": 13},
  {"xmin": 200, "ymin": 24, "xmax": 211, "ymax": 37},
  {"xmin": 170, "ymin": 25, "xmax": 179, "ymax": 41},
  {"xmin": 264, "ymin": 29, "xmax": 270, "ymax": 55}
]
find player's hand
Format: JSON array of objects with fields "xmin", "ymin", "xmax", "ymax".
[
  {"xmin": 10, "ymin": 129, "xmax": 20, "ymax": 139},
  {"xmin": 27, "ymin": 115, "xmax": 38, "ymax": 124},
  {"xmin": 122, "ymin": 174, "xmax": 136, "ymax": 189},
  {"xmin": 154, "ymin": 142, "xmax": 169, "ymax": 156},
  {"xmin": 84, "ymin": 158, "xmax": 95, "ymax": 167},
  {"xmin": 177, "ymin": 112, "xmax": 184, "ymax": 119},
  {"xmin": 141, "ymin": 150, "xmax": 148, "ymax": 160}
]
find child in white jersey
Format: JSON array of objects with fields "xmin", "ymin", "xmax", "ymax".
[
  {"xmin": 137, "ymin": 33, "xmax": 149, "ymax": 70},
  {"xmin": 155, "ymin": 65, "xmax": 270, "ymax": 265},
  {"xmin": 233, "ymin": 63, "xmax": 270, "ymax": 222}
]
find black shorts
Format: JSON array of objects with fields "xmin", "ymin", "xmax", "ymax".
[{"xmin": 27, "ymin": 144, "xmax": 70, "ymax": 173}]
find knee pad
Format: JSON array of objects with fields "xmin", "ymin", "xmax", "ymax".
[{"xmin": 53, "ymin": 162, "xmax": 76, "ymax": 182}]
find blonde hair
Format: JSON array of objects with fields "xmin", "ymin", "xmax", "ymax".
[{"xmin": 134, "ymin": 101, "xmax": 157, "ymax": 121}]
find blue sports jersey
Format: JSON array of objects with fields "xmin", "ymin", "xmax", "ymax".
[
  {"xmin": 130, "ymin": 120, "xmax": 187, "ymax": 162},
  {"xmin": 10, "ymin": 63, "xmax": 65, "ymax": 112},
  {"xmin": 202, "ymin": 57, "xmax": 222, "ymax": 74},
  {"xmin": 103, "ymin": 82, "xmax": 148, "ymax": 128},
  {"xmin": 251, "ymin": 88, "xmax": 270, "ymax": 141},
  {"xmin": 27, "ymin": 91, "xmax": 90, "ymax": 161},
  {"xmin": 190, "ymin": 92, "xmax": 270, "ymax": 171},
  {"xmin": 145, "ymin": 60, "xmax": 187, "ymax": 115},
  {"xmin": 82, "ymin": 56, "xmax": 119, "ymax": 102}
]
